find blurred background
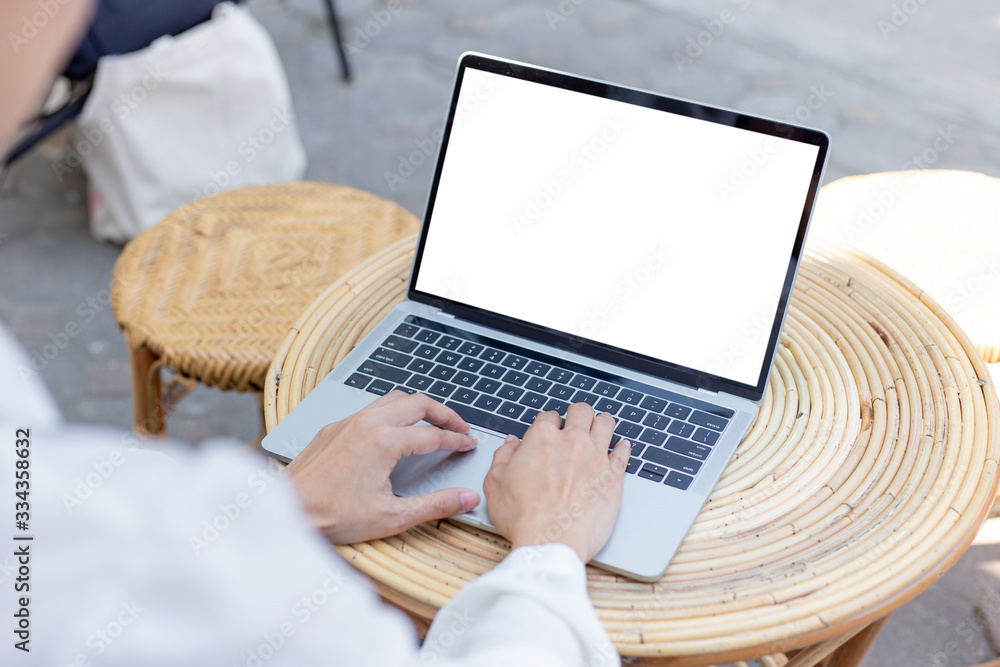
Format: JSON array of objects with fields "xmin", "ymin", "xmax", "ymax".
[{"xmin": 1, "ymin": 1, "xmax": 998, "ymax": 664}]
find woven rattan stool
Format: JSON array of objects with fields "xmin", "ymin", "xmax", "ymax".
[
  {"xmin": 810, "ymin": 170, "xmax": 1000, "ymax": 365},
  {"xmin": 264, "ymin": 234, "xmax": 998, "ymax": 667},
  {"xmin": 111, "ymin": 182, "xmax": 419, "ymax": 436}
]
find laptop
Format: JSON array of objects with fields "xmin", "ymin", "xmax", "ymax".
[{"xmin": 263, "ymin": 53, "xmax": 829, "ymax": 581}]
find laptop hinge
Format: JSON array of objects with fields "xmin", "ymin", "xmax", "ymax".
[
  {"xmin": 696, "ymin": 387, "xmax": 719, "ymax": 396},
  {"xmin": 438, "ymin": 311, "xmax": 456, "ymax": 319}
]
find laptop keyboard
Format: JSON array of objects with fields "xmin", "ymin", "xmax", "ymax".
[{"xmin": 343, "ymin": 316, "xmax": 734, "ymax": 492}]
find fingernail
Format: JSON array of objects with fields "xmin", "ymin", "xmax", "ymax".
[
  {"xmin": 459, "ymin": 491, "xmax": 479, "ymax": 509},
  {"xmin": 504, "ymin": 434, "xmax": 516, "ymax": 445}
]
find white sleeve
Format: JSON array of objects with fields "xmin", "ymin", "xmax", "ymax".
[
  {"xmin": 422, "ymin": 544, "xmax": 620, "ymax": 667},
  {"xmin": 1, "ymin": 425, "xmax": 617, "ymax": 667}
]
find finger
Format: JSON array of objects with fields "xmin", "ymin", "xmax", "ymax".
[
  {"xmin": 490, "ymin": 433, "xmax": 521, "ymax": 468},
  {"xmin": 376, "ymin": 393, "xmax": 470, "ymax": 433},
  {"xmin": 531, "ymin": 410, "xmax": 562, "ymax": 430},
  {"xmin": 391, "ymin": 424, "xmax": 478, "ymax": 458},
  {"xmin": 589, "ymin": 411, "xmax": 616, "ymax": 447},
  {"xmin": 564, "ymin": 401, "xmax": 595, "ymax": 432},
  {"xmin": 391, "ymin": 487, "xmax": 480, "ymax": 532},
  {"xmin": 610, "ymin": 440, "xmax": 631, "ymax": 473}
]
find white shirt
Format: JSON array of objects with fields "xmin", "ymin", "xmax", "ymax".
[{"xmin": 0, "ymin": 326, "xmax": 619, "ymax": 667}]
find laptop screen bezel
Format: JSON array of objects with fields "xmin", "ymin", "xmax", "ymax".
[{"xmin": 406, "ymin": 52, "xmax": 829, "ymax": 402}]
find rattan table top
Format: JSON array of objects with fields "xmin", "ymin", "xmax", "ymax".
[
  {"xmin": 264, "ymin": 233, "xmax": 998, "ymax": 665},
  {"xmin": 111, "ymin": 182, "xmax": 419, "ymax": 392}
]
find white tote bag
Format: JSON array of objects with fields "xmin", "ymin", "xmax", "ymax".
[{"xmin": 70, "ymin": 2, "xmax": 307, "ymax": 242}]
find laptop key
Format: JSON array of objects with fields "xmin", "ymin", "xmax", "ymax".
[
  {"xmin": 664, "ymin": 403, "xmax": 692, "ymax": 420},
  {"xmin": 618, "ymin": 389, "xmax": 643, "ymax": 405},
  {"xmin": 664, "ymin": 471, "xmax": 694, "ymax": 490},
  {"xmin": 394, "ymin": 385, "xmax": 417, "ymax": 394},
  {"xmin": 595, "ymin": 398, "xmax": 622, "ymax": 415},
  {"xmin": 407, "ymin": 358, "xmax": 434, "ymax": 374},
  {"xmin": 497, "ymin": 385, "xmax": 524, "ymax": 401},
  {"xmin": 475, "ymin": 378, "xmax": 501, "ymax": 394},
  {"xmin": 453, "ymin": 388, "xmax": 479, "ymax": 404},
  {"xmin": 453, "ymin": 371, "xmax": 478, "ymax": 387},
  {"xmin": 445, "ymin": 401, "xmax": 529, "ymax": 439},
  {"xmin": 520, "ymin": 410, "xmax": 538, "ymax": 425},
  {"xmin": 525, "ymin": 361, "xmax": 551, "ymax": 376},
  {"xmin": 642, "ymin": 413, "xmax": 670, "ymax": 430},
  {"xmin": 429, "ymin": 381, "xmax": 457, "ymax": 398},
  {"xmin": 638, "ymin": 463, "xmax": 667, "ymax": 483},
  {"xmin": 546, "ymin": 368, "xmax": 573, "ymax": 384},
  {"xmin": 543, "ymin": 398, "xmax": 570, "ymax": 415},
  {"xmin": 547, "ymin": 384, "xmax": 575, "ymax": 400},
  {"xmin": 615, "ymin": 421, "xmax": 643, "ymax": 440},
  {"xmin": 688, "ymin": 410, "xmax": 728, "ymax": 431},
  {"xmin": 619, "ymin": 406, "xmax": 646, "ymax": 423},
  {"xmin": 572, "ymin": 391, "xmax": 598, "ymax": 407},
  {"xmin": 366, "ymin": 379, "xmax": 395, "ymax": 396},
  {"xmin": 664, "ymin": 436, "xmax": 712, "ymax": 461},
  {"xmin": 382, "ymin": 335, "xmax": 418, "ymax": 353},
  {"xmin": 358, "ymin": 360, "xmax": 410, "ymax": 384},
  {"xmin": 458, "ymin": 342, "xmax": 484, "ymax": 356},
  {"xmin": 394, "ymin": 323, "xmax": 419, "ymax": 337},
  {"xmin": 625, "ymin": 457, "xmax": 642, "ymax": 474},
  {"xmin": 436, "ymin": 350, "xmax": 461, "ymax": 366},
  {"xmin": 503, "ymin": 370, "xmax": 529, "ymax": 386},
  {"xmin": 519, "ymin": 392, "xmax": 548, "ymax": 409},
  {"xmin": 457, "ymin": 357, "xmax": 484, "ymax": 373},
  {"xmin": 482, "ymin": 364, "xmax": 506, "ymax": 379},
  {"xmin": 525, "ymin": 377, "xmax": 552, "ymax": 393},
  {"xmin": 498, "ymin": 401, "xmax": 524, "ymax": 418},
  {"xmin": 474, "ymin": 395, "xmax": 503, "ymax": 411},
  {"xmin": 594, "ymin": 382, "xmax": 619, "ymax": 397},
  {"xmin": 501, "ymin": 355, "xmax": 529, "ymax": 370},
  {"xmin": 639, "ymin": 396, "xmax": 667, "ymax": 413},
  {"xmin": 667, "ymin": 421, "xmax": 696, "ymax": 438},
  {"xmin": 344, "ymin": 373, "xmax": 371, "ymax": 389},
  {"xmin": 480, "ymin": 348, "xmax": 505, "ymax": 363},
  {"xmin": 405, "ymin": 375, "xmax": 434, "ymax": 391},
  {"xmin": 692, "ymin": 427, "xmax": 720, "ymax": 446},
  {"xmin": 638, "ymin": 428, "xmax": 667, "ymax": 447},
  {"xmin": 429, "ymin": 365, "xmax": 457, "ymax": 381},
  {"xmin": 415, "ymin": 344, "xmax": 438, "ymax": 359},
  {"xmin": 414, "ymin": 330, "xmax": 439, "ymax": 344},
  {"xmin": 370, "ymin": 347, "xmax": 412, "ymax": 367},
  {"xmin": 642, "ymin": 446, "xmax": 702, "ymax": 476},
  {"xmin": 569, "ymin": 374, "xmax": 596, "ymax": 390},
  {"xmin": 438, "ymin": 336, "xmax": 462, "ymax": 351}
]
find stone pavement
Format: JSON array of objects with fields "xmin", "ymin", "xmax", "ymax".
[{"xmin": 1, "ymin": 0, "xmax": 999, "ymax": 664}]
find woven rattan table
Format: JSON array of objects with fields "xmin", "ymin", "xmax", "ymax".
[
  {"xmin": 264, "ymin": 235, "xmax": 999, "ymax": 667},
  {"xmin": 111, "ymin": 182, "xmax": 419, "ymax": 436}
]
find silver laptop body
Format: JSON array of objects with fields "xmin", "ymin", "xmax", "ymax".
[{"xmin": 263, "ymin": 53, "xmax": 829, "ymax": 582}]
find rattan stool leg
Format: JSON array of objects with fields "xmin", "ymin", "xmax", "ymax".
[
  {"xmin": 125, "ymin": 331, "xmax": 165, "ymax": 437},
  {"xmin": 822, "ymin": 617, "xmax": 889, "ymax": 667}
]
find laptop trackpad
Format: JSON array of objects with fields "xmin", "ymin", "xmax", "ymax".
[{"xmin": 389, "ymin": 427, "xmax": 503, "ymax": 528}]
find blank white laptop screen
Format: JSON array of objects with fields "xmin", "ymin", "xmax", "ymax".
[{"xmin": 415, "ymin": 67, "xmax": 820, "ymax": 387}]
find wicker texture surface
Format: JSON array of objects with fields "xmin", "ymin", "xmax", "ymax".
[
  {"xmin": 111, "ymin": 182, "xmax": 420, "ymax": 393},
  {"xmin": 810, "ymin": 169, "xmax": 1000, "ymax": 363},
  {"xmin": 264, "ymin": 236, "xmax": 999, "ymax": 666}
]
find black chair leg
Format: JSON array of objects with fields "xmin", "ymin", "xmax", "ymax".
[{"xmin": 321, "ymin": 0, "xmax": 351, "ymax": 82}]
